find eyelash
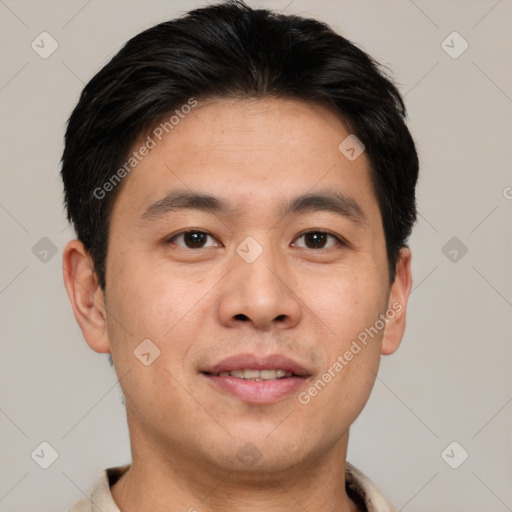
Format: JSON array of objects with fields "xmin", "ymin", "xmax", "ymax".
[{"xmin": 165, "ymin": 230, "xmax": 345, "ymax": 250}]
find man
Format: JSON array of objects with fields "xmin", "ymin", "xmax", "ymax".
[{"xmin": 61, "ymin": 1, "xmax": 418, "ymax": 510}]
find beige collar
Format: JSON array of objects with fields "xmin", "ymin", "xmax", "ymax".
[{"xmin": 69, "ymin": 461, "xmax": 396, "ymax": 512}]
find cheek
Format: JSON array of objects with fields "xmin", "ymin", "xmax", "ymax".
[
  {"xmin": 300, "ymin": 273, "xmax": 385, "ymax": 431},
  {"xmin": 104, "ymin": 252, "xmax": 213, "ymax": 378},
  {"xmin": 106, "ymin": 251, "xmax": 190, "ymax": 336},
  {"xmin": 308, "ymin": 267, "xmax": 387, "ymax": 392},
  {"xmin": 103, "ymin": 259, "xmax": 200, "ymax": 417},
  {"xmin": 318, "ymin": 267, "xmax": 388, "ymax": 342}
]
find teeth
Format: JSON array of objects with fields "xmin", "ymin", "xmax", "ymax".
[
  {"xmin": 216, "ymin": 369, "xmax": 294, "ymax": 380},
  {"xmin": 260, "ymin": 369, "xmax": 278, "ymax": 380}
]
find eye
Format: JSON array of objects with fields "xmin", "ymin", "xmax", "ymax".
[
  {"xmin": 166, "ymin": 230, "xmax": 220, "ymax": 249},
  {"xmin": 292, "ymin": 231, "xmax": 343, "ymax": 250},
  {"xmin": 166, "ymin": 230, "xmax": 344, "ymax": 250}
]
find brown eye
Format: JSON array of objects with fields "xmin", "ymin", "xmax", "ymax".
[
  {"xmin": 167, "ymin": 231, "xmax": 218, "ymax": 249},
  {"xmin": 292, "ymin": 231, "xmax": 341, "ymax": 249}
]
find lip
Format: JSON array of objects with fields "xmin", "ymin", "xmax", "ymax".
[{"xmin": 201, "ymin": 353, "xmax": 311, "ymax": 404}]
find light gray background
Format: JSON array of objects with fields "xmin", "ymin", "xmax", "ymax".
[{"xmin": 1, "ymin": 0, "xmax": 511, "ymax": 511}]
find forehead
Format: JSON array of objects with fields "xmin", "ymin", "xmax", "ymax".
[{"xmin": 110, "ymin": 97, "xmax": 381, "ymax": 227}]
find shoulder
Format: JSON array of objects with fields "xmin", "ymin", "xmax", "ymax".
[
  {"xmin": 345, "ymin": 461, "xmax": 397, "ymax": 512},
  {"xmin": 67, "ymin": 465, "xmax": 130, "ymax": 512}
]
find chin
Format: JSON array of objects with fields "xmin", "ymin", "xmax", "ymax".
[{"xmin": 206, "ymin": 432, "xmax": 310, "ymax": 474}]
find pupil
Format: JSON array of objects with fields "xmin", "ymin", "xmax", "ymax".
[
  {"xmin": 307, "ymin": 232, "xmax": 325, "ymax": 249},
  {"xmin": 186, "ymin": 232, "xmax": 205, "ymax": 248}
]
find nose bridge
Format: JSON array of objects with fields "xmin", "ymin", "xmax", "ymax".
[
  {"xmin": 235, "ymin": 233, "xmax": 284, "ymax": 298},
  {"xmin": 217, "ymin": 232, "xmax": 301, "ymax": 329}
]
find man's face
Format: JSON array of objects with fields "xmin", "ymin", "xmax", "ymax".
[{"xmin": 93, "ymin": 98, "xmax": 406, "ymax": 473}]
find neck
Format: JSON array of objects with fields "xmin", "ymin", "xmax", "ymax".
[{"xmin": 111, "ymin": 415, "xmax": 360, "ymax": 512}]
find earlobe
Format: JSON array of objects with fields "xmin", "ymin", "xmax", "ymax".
[
  {"xmin": 62, "ymin": 239, "xmax": 111, "ymax": 354},
  {"xmin": 381, "ymin": 247, "xmax": 413, "ymax": 356}
]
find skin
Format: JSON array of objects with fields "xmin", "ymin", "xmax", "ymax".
[{"xmin": 63, "ymin": 97, "xmax": 412, "ymax": 512}]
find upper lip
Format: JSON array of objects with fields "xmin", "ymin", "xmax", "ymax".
[{"xmin": 202, "ymin": 353, "xmax": 311, "ymax": 377}]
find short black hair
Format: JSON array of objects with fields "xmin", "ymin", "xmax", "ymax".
[{"xmin": 61, "ymin": 0, "xmax": 418, "ymax": 289}]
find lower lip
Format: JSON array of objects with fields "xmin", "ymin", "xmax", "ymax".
[{"xmin": 203, "ymin": 374, "xmax": 307, "ymax": 404}]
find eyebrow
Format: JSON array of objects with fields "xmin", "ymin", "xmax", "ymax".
[{"xmin": 139, "ymin": 189, "xmax": 366, "ymax": 225}]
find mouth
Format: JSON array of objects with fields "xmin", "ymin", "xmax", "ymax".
[
  {"xmin": 200, "ymin": 354, "xmax": 311, "ymax": 404},
  {"xmin": 206, "ymin": 368, "xmax": 296, "ymax": 381}
]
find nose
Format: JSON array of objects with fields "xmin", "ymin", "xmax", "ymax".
[{"xmin": 216, "ymin": 238, "xmax": 302, "ymax": 331}]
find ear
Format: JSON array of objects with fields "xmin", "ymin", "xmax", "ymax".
[
  {"xmin": 62, "ymin": 239, "xmax": 111, "ymax": 354},
  {"xmin": 381, "ymin": 247, "xmax": 413, "ymax": 356}
]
